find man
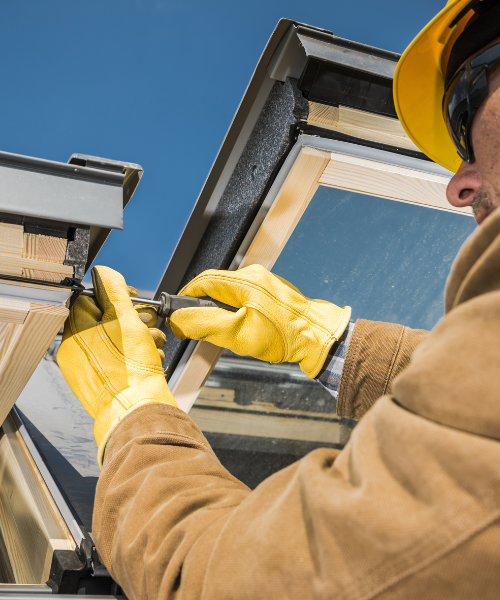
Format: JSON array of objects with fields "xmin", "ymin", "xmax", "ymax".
[{"xmin": 58, "ymin": 1, "xmax": 500, "ymax": 597}]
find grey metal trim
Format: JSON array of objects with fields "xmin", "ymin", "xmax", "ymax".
[
  {"xmin": 0, "ymin": 151, "xmax": 123, "ymax": 185},
  {"xmin": 296, "ymin": 28, "xmax": 399, "ymax": 79},
  {"xmin": 12, "ymin": 408, "xmax": 85, "ymax": 547},
  {"xmin": 156, "ymin": 19, "xmax": 295, "ymax": 297},
  {"xmin": 68, "ymin": 154, "xmax": 144, "ymax": 268},
  {"xmin": 0, "ymin": 595, "xmax": 122, "ymax": 599},
  {"xmin": 213, "ymin": 356, "xmax": 307, "ymax": 379},
  {"xmin": 268, "ymin": 24, "xmax": 400, "ymax": 83},
  {"xmin": 68, "ymin": 154, "xmax": 143, "ymax": 209},
  {"xmin": 0, "ymin": 282, "xmax": 72, "ymax": 305},
  {"xmin": 267, "ymin": 25, "xmax": 308, "ymax": 82},
  {"xmin": 68, "ymin": 153, "xmax": 143, "ymax": 175},
  {"xmin": 299, "ymin": 135, "xmax": 454, "ymax": 177},
  {"xmin": 0, "ymin": 585, "xmax": 52, "ymax": 594},
  {"xmin": 0, "ymin": 162, "xmax": 123, "ymax": 230}
]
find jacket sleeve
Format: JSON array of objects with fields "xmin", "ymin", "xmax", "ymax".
[
  {"xmin": 336, "ymin": 319, "xmax": 428, "ymax": 420},
  {"xmin": 93, "ymin": 389, "xmax": 500, "ymax": 600}
]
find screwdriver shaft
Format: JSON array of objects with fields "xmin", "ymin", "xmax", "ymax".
[
  {"xmin": 80, "ymin": 288, "xmax": 161, "ymax": 307},
  {"xmin": 79, "ymin": 289, "xmax": 238, "ymax": 318}
]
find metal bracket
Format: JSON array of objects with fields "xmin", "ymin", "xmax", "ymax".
[{"xmin": 46, "ymin": 528, "xmax": 117, "ymax": 595}]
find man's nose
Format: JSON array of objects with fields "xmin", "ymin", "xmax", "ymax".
[{"xmin": 446, "ymin": 161, "xmax": 482, "ymax": 207}]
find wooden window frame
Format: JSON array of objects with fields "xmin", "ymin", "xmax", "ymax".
[
  {"xmin": 0, "ymin": 413, "xmax": 76, "ymax": 584},
  {"xmin": 170, "ymin": 139, "xmax": 470, "ymax": 414}
]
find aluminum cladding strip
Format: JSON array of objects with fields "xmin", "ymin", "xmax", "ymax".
[
  {"xmin": 0, "ymin": 595, "xmax": 122, "ymax": 599},
  {"xmin": 300, "ymin": 135, "xmax": 454, "ymax": 177},
  {"xmin": 0, "ymin": 585, "xmax": 52, "ymax": 594},
  {"xmin": 0, "ymin": 163, "xmax": 124, "ymax": 229},
  {"xmin": 0, "ymin": 150, "xmax": 124, "ymax": 185},
  {"xmin": 0, "ymin": 283, "xmax": 72, "ymax": 305},
  {"xmin": 297, "ymin": 32, "xmax": 398, "ymax": 79}
]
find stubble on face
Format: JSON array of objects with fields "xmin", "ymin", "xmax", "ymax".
[{"xmin": 471, "ymin": 187, "xmax": 500, "ymax": 224}]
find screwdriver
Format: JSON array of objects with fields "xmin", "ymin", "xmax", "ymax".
[{"xmin": 79, "ymin": 289, "xmax": 239, "ymax": 319}]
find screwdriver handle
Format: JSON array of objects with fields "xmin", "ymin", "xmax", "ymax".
[{"xmin": 158, "ymin": 292, "xmax": 238, "ymax": 318}]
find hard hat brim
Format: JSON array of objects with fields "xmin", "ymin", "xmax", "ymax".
[{"xmin": 394, "ymin": 0, "xmax": 476, "ymax": 173}]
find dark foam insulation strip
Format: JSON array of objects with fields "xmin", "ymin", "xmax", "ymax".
[
  {"xmin": 161, "ymin": 77, "xmax": 309, "ymax": 379},
  {"xmin": 64, "ymin": 226, "xmax": 90, "ymax": 280}
]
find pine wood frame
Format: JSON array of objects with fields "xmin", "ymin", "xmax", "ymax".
[
  {"xmin": 0, "ymin": 223, "xmax": 73, "ymax": 283},
  {"xmin": 172, "ymin": 144, "xmax": 468, "ymax": 413},
  {"xmin": 0, "ymin": 297, "xmax": 68, "ymax": 427},
  {"xmin": 306, "ymin": 102, "xmax": 421, "ymax": 153},
  {"xmin": 191, "ymin": 387, "xmax": 351, "ymax": 447},
  {"xmin": 0, "ymin": 413, "xmax": 75, "ymax": 584}
]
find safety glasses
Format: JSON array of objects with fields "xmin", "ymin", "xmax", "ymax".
[{"xmin": 443, "ymin": 41, "xmax": 500, "ymax": 163}]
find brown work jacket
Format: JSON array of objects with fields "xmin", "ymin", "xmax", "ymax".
[{"xmin": 94, "ymin": 208, "xmax": 500, "ymax": 599}]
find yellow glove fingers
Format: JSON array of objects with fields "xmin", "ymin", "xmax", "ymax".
[
  {"xmin": 70, "ymin": 294, "xmax": 103, "ymax": 326},
  {"xmin": 149, "ymin": 328, "xmax": 166, "ymax": 349},
  {"xmin": 180, "ymin": 265, "xmax": 304, "ymax": 309},
  {"xmin": 157, "ymin": 348, "xmax": 165, "ymax": 362},
  {"xmin": 92, "ymin": 266, "xmax": 139, "ymax": 323},
  {"xmin": 179, "ymin": 269, "xmax": 246, "ymax": 307},
  {"xmin": 127, "ymin": 286, "xmax": 139, "ymax": 298},
  {"xmin": 134, "ymin": 305, "xmax": 158, "ymax": 328},
  {"xmin": 170, "ymin": 306, "xmax": 284, "ymax": 362}
]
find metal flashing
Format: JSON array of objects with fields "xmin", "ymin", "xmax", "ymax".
[
  {"xmin": 0, "ymin": 282, "xmax": 72, "ymax": 305},
  {"xmin": 267, "ymin": 25, "xmax": 308, "ymax": 82},
  {"xmin": 0, "ymin": 595, "xmax": 122, "ymax": 599},
  {"xmin": 299, "ymin": 135, "xmax": 453, "ymax": 177},
  {"xmin": 0, "ymin": 161, "xmax": 123, "ymax": 230},
  {"xmin": 296, "ymin": 28, "xmax": 399, "ymax": 79},
  {"xmin": 67, "ymin": 154, "xmax": 144, "ymax": 268},
  {"xmin": 0, "ymin": 151, "xmax": 124, "ymax": 186},
  {"xmin": 67, "ymin": 154, "xmax": 143, "ymax": 210},
  {"xmin": 156, "ymin": 19, "xmax": 296, "ymax": 297},
  {"xmin": 0, "ymin": 585, "xmax": 52, "ymax": 594}
]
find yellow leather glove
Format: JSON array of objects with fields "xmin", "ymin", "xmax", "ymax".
[
  {"xmin": 169, "ymin": 264, "xmax": 351, "ymax": 379},
  {"xmin": 57, "ymin": 266, "xmax": 176, "ymax": 467}
]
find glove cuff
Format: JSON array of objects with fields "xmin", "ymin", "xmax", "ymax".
[
  {"xmin": 96, "ymin": 398, "xmax": 173, "ymax": 468},
  {"xmin": 300, "ymin": 305, "xmax": 352, "ymax": 379}
]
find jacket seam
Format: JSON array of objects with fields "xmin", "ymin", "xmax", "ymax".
[
  {"xmin": 382, "ymin": 325, "xmax": 406, "ymax": 396},
  {"xmin": 337, "ymin": 322, "xmax": 361, "ymax": 417}
]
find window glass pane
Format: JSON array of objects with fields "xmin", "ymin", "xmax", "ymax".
[
  {"xmin": 273, "ymin": 186, "xmax": 476, "ymax": 330},
  {"xmin": 191, "ymin": 182, "xmax": 476, "ymax": 488}
]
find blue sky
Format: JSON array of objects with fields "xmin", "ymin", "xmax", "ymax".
[{"xmin": 0, "ymin": 1, "xmax": 443, "ymax": 290}]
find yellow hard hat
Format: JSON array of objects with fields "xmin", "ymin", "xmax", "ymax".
[{"xmin": 394, "ymin": 0, "xmax": 486, "ymax": 173}]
